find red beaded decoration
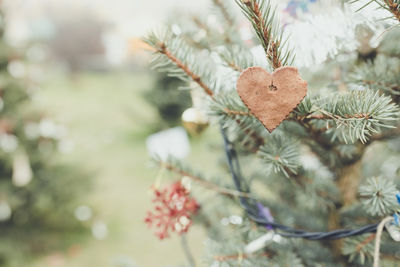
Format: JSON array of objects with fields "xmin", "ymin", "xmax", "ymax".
[{"xmin": 145, "ymin": 181, "xmax": 200, "ymax": 239}]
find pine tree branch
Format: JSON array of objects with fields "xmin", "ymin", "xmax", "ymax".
[
  {"xmin": 359, "ymin": 177, "xmax": 399, "ymax": 216},
  {"xmin": 159, "ymin": 43, "xmax": 214, "ymax": 97},
  {"xmin": 235, "ymin": 0, "xmax": 294, "ymax": 69},
  {"xmin": 147, "ymin": 34, "xmax": 265, "ymax": 152},
  {"xmin": 349, "ymin": 56, "xmax": 400, "ymax": 102},
  {"xmin": 144, "ymin": 32, "xmax": 217, "ymax": 98},
  {"xmin": 242, "ymin": 0, "xmax": 281, "ymax": 69},
  {"xmin": 218, "ymin": 45, "xmax": 256, "ymax": 73},
  {"xmin": 221, "ymin": 106, "xmax": 375, "ymax": 122},
  {"xmin": 223, "ymin": 108, "xmax": 252, "ymax": 116},
  {"xmin": 258, "ymin": 134, "xmax": 302, "ymax": 177},
  {"xmin": 297, "ymin": 91, "xmax": 400, "ymax": 143},
  {"xmin": 297, "ymin": 113, "xmax": 373, "ymax": 121},
  {"xmin": 160, "ymin": 160, "xmax": 256, "ymax": 199},
  {"xmin": 219, "ymin": 108, "xmax": 388, "ymax": 123},
  {"xmin": 215, "ymin": 90, "xmax": 399, "ymax": 144},
  {"xmin": 384, "ymin": 0, "xmax": 400, "ymax": 22},
  {"xmin": 213, "ymin": 90, "xmax": 399, "ymax": 161},
  {"xmin": 227, "ymin": 61, "xmax": 244, "ymax": 72},
  {"xmin": 356, "ymin": 233, "xmax": 376, "ymax": 253}
]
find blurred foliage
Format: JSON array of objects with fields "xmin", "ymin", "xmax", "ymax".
[
  {"xmin": 144, "ymin": 72, "xmax": 191, "ymax": 127},
  {"xmin": 0, "ymin": 12, "xmax": 91, "ymax": 266}
]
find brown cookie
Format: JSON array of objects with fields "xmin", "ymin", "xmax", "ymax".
[{"xmin": 236, "ymin": 66, "xmax": 308, "ymax": 132}]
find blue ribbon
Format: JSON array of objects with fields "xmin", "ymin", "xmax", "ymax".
[
  {"xmin": 394, "ymin": 192, "xmax": 400, "ymax": 226},
  {"xmin": 394, "ymin": 213, "xmax": 399, "ymax": 226}
]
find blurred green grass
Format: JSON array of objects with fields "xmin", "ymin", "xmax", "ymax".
[{"xmin": 28, "ymin": 71, "xmax": 217, "ymax": 267}]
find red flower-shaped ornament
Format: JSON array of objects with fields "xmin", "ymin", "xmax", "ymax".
[{"xmin": 145, "ymin": 181, "xmax": 200, "ymax": 239}]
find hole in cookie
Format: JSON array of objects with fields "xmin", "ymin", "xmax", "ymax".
[{"xmin": 269, "ymin": 84, "xmax": 277, "ymax": 91}]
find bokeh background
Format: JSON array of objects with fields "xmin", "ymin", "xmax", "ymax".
[
  {"xmin": 0, "ymin": 0, "xmax": 396, "ymax": 266},
  {"xmin": 1, "ymin": 0, "xmax": 210, "ymax": 266}
]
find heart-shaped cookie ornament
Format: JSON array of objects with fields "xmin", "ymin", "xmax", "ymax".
[{"xmin": 236, "ymin": 66, "xmax": 308, "ymax": 132}]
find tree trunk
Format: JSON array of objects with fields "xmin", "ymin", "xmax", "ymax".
[
  {"xmin": 337, "ymin": 160, "xmax": 363, "ymax": 206},
  {"xmin": 329, "ymin": 160, "xmax": 363, "ymax": 260}
]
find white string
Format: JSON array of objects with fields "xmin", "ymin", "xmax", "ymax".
[{"xmin": 373, "ymin": 216, "xmax": 393, "ymax": 267}]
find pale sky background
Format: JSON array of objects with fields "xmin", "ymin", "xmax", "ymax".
[
  {"xmin": 3, "ymin": 0, "xmax": 208, "ymax": 40},
  {"xmin": 2, "ymin": 0, "xmax": 392, "ymax": 67}
]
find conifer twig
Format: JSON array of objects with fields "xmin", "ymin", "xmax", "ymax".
[
  {"xmin": 223, "ymin": 108, "xmax": 252, "ymax": 117},
  {"xmin": 356, "ymin": 233, "xmax": 376, "ymax": 252},
  {"xmin": 235, "ymin": 0, "xmax": 295, "ymax": 69},
  {"xmin": 298, "ymin": 112, "xmax": 372, "ymax": 121},
  {"xmin": 384, "ymin": 0, "xmax": 400, "ymax": 22},
  {"xmin": 221, "ymin": 107, "xmax": 376, "ymax": 121},
  {"xmin": 158, "ymin": 43, "xmax": 215, "ymax": 97},
  {"xmin": 226, "ymin": 61, "xmax": 244, "ymax": 72},
  {"xmin": 240, "ymin": 0, "xmax": 281, "ymax": 69},
  {"xmin": 217, "ymin": 45, "xmax": 255, "ymax": 72},
  {"xmin": 144, "ymin": 32, "xmax": 216, "ymax": 98},
  {"xmin": 161, "ymin": 161, "xmax": 256, "ymax": 199}
]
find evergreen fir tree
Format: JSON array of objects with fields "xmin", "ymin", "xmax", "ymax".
[
  {"xmin": 145, "ymin": 0, "xmax": 400, "ymax": 266},
  {"xmin": 0, "ymin": 10, "xmax": 90, "ymax": 266}
]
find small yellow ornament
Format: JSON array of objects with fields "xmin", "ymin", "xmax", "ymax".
[{"xmin": 181, "ymin": 107, "xmax": 208, "ymax": 135}]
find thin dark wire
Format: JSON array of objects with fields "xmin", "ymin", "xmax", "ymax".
[{"xmin": 220, "ymin": 126, "xmax": 379, "ymax": 240}]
